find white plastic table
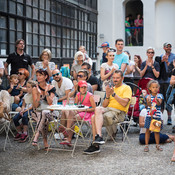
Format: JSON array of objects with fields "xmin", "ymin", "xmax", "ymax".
[{"xmin": 46, "ymin": 104, "xmax": 89, "ymax": 157}]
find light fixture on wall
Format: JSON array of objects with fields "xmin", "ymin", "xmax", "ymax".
[{"xmin": 99, "ymin": 34, "xmax": 104, "ymax": 38}]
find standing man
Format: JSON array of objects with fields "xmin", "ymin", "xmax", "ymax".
[
  {"xmin": 4, "ymin": 39, "xmax": 35, "ymax": 80},
  {"xmin": 113, "ymin": 39, "xmax": 129, "ymax": 73},
  {"xmin": 157, "ymin": 42, "xmax": 175, "ymax": 125},
  {"xmin": 52, "ymin": 69, "xmax": 73, "ymax": 103},
  {"xmin": 100, "ymin": 42, "xmax": 110, "ymax": 64},
  {"xmin": 83, "ymin": 70, "xmax": 132, "ymax": 154},
  {"xmin": 81, "ymin": 62, "xmax": 101, "ymax": 92}
]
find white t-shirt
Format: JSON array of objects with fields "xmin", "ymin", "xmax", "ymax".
[
  {"xmin": 101, "ymin": 63, "xmax": 119, "ymax": 91},
  {"xmin": 23, "ymin": 93, "xmax": 33, "ymax": 109},
  {"xmin": 0, "ymin": 60, "xmax": 4, "ymax": 69},
  {"xmin": 139, "ymin": 108, "xmax": 163, "ymax": 134},
  {"xmin": 52, "ymin": 77, "xmax": 73, "ymax": 98},
  {"xmin": 125, "ymin": 60, "xmax": 135, "ymax": 77}
]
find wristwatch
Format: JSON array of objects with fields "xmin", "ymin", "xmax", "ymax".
[{"xmin": 112, "ymin": 93, "xmax": 116, "ymax": 97}]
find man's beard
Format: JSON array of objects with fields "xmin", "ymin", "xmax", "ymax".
[{"xmin": 55, "ymin": 78, "xmax": 61, "ymax": 82}]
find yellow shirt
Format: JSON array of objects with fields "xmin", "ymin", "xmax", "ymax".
[{"xmin": 108, "ymin": 84, "xmax": 132, "ymax": 113}]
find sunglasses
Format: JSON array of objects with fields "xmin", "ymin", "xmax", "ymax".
[
  {"xmin": 17, "ymin": 72, "xmax": 24, "ymax": 75},
  {"xmin": 52, "ymin": 72, "xmax": 60, "ymax": 77},
  {"xmin": 77, "ymin": 75, "xmax": 84, "ymax": 78},
  {"xmin": 165, "ymin": 46, "xmax": 172, "ymax": 48},
  {"xmin": 147, "ymin": 52, "xmax": 154, "ymax": 54}
]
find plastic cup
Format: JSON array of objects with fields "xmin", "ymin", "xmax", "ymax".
[{"xmin": 63, "ymin": 100, "xmax": 67, "ymax": 107}]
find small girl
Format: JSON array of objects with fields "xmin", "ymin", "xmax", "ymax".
[
  {"xmin": 144, "ymin": 80, "xmax": 163, "ymax": 152},
  {"xmin": 60, "ymin": 80, "xmax": 96, "ymax": 146},
  {"xmin": 13, "ymin": 80, "xmax": 37, "ymax": 142}
]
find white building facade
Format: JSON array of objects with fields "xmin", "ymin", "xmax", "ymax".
[{"xmin": 97, "ymin": 0, "xmax": 175, "ymax": 70}]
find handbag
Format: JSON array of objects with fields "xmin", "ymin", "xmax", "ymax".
[{"xmin": 149, "ymin": 119, "xmax": 161, "ymax": 132}]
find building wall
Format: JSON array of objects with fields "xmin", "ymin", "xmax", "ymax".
[{"xmin": 97, "ymin": 0, "xmax": 175, "ymax": 70}]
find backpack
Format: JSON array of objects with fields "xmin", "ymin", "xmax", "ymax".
[{"xmin": 60, "ymin": 66, "xmax": 71, "ymax": 79}]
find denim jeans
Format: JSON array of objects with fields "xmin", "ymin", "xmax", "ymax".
[
  {"xmin": 13, "ymin": 110, "xmax": 32, "ymax": 126},
  {"xmin": 166, "ymin": 85, "xmax": 175, "ymax": 112}
]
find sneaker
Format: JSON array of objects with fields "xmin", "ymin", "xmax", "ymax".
[
  {"xmin": 93, "ymin": 134, "xmax": 105, "ymax": 145},
  {"xmin": 14, "ymin": 133, "xmax": 21, "ymax": 141},
  {"xmin": 167, "ymin": 119, "xmax": 172, "ymax": 125},
  {"xmin": 19, "ymin": 133, "xmax": 28, "ymax": 142},
  {"xmin": 83, "ymin": 144, "xmax": 100, "ymax": 155}
]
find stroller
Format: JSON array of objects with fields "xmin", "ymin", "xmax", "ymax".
[{"xmin": 126, "ymin": 78, "xmax": 153, "ymax": 124}]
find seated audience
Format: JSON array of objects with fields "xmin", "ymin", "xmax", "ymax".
[
  {"xmin": 84, "ymin": 70, "xmax": 132, "ymax": 154},
  {"xmin": 81, "ymin": 62, "xmax": 101, "ymax": 92},
  {"xmin": 139, "ymin": 108, "xmax": 174, "ymax": 144},
  {"xmin": 31, "ymin": 69, "xmax": 55, "ymax": 150},
  {"xmin": 51, "ymin": 69, "xmax": 73, "ymax": 104},
  {"xmin": 71, "ymin": 51, "xmax": 84, "ymax": 80},
  {"xmin": 140, "ymin": 47, "xmax": 160, "ymax": 79},
  {"xmin": 13, "ymin": 80, "xmax": 37, "ymax": 142},
  {"xmin": 101, "ymin": 49, "xmax": 119, "ymax": 91},
  {"xmin": 7, "ymin": 74, "xmax": 23, "ymax": 112},
  {"xmin": 59, "ymin": 80, "xmax": 96, "ymax": 146},
  {"xmin": 35, "ymin": 49, "xmax": 55, "ymax": 77},
  {"xmin": 79, "ymin": 46, "xmax": 92, "ymax": 67}
]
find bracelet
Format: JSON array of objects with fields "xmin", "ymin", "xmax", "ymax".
[{"xmin": 152, "ymin": 67, "xmax": 155, "ymax": 69}]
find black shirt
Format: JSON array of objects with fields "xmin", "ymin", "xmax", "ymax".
[
  {"xmin": 6, "ymin": 52, "xmax": 33, "ymax": 75},
  {"xmin": 87, "ymin": 75, "xmax": 101, "ymax": 91},
  {"xmin": 102, "ymin": 53, "xmax": 108, "ymax": 63}
]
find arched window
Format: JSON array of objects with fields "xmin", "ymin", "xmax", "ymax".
[{"xmin": 125, "ymin": 0, "xmax": 143, "ymax": 46}]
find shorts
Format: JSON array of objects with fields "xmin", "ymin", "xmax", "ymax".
[
  {"xmin": 126, "ymin": 31, "xmax": 131, "ymax": 37},
  {"xmin": 102, "ymin": 107, "xmax": 126, "ymax": 126}
]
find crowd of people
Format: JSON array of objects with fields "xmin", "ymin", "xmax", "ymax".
[{"xmin": 1, "ymin": 38, "xmax": 175, "ymax": 161}]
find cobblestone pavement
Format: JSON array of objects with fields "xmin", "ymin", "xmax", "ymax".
[{"xmin": 1, "ymin": 113, "xmax": 175, "ymax": 175}]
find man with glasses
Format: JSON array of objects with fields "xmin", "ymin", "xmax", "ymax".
[
  {"xmin": 113, "ymin": 39, "xmax": 129, "ymax": 73},
  {"xmin": 4, "ymin": 39, "xmax": 35, "ymax": 81},
  {"xmin": 51, "ymin": 69, "xmax": 73, "ymax": 103},
  {"xmin": 157, "ymin": 43, "xmax": 175, "ymax": 126}
]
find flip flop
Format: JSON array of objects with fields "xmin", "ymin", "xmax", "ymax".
[
  {"xmin": 156, "ymin": 145, "xmax": 163, "ymax": 151},
  {"xmin": 60, "ymin": 140, "xmax": 72, "ymax": 147},
  {"xmin": 32, "ymin": 141, "xmax": 38, "ymax": 146},
  {"xmin": 144, "ymin": 146, "xmax": 149, "ymax": 152},
  {"xmin": 171, "ymin": 155, "xmax": 175, "ymax": 162}
]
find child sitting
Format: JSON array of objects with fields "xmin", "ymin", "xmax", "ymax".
[
  {"xmin": 13, "ymin": 80, "xmax": 37, "ymax": 142},
  {"xmin": 7, "ymin": 74, "xmax": 23, "ymax": 112},
  {"xmin": 139, "ymin": 89, "xmax": 147, "ymax": 111}
]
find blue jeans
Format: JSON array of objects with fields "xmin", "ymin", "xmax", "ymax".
[
  {"xmin": 139, "ymin": 132, "xmax": 169, "ymax": 144},
  {"xmin": 13, "ymin": 110, "xmax": 32, "ymax": 126},
  {"xmin": 166, "ymin": 85, "xmax": 175, "ymax": 112}
]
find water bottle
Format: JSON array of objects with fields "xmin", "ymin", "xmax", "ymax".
[{"xmin": 53, "ymin": 96, "xmax": 58, "ymax": 105}]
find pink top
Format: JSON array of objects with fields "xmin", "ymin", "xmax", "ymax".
[{"xmin": 77, "ymin": 91, "xmax": 92, "ymax": 107}]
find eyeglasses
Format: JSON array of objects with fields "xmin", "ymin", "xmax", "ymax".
[
  {"xmin": 165, "ymin": 46, "xmax": 172, "ymax": 48},
  {"xmin": 52, "ymin": 72, "xmax": 60, "ymax": 77},
  {"xmin": 147, "ymin": 52, "xmax": 154, "ymax": 54},
  {"xmin": 77, "ymin": 75, "xmax": 84, "ymax": 78},
  {"xmin": 17, "ymin": 72, "xmax": 24, "ymax": 75}
]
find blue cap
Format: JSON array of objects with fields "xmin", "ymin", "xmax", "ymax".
[{"xmin": 100, "ymin": 42, "xmax": 110, "ymax": 48}]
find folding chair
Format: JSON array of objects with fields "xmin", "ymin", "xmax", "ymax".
[
  {"xmin": 0, "ymin": 112, "xmax": 14, "ymax": 151},
  {"xmin": 117, "ymin": 97, "xmax": 136, "ymax": 142},
  {"xmin": 9, "ymin": 96, "xmax": 18, "ymax": 119}
]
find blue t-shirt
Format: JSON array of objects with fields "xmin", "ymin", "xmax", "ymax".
[{"xmin": 113, "ymin": 52, "xmax": 129, "ymax": 69}]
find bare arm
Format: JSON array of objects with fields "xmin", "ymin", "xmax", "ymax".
[
  {"xmin": 113, "ymin": 94, "xmax": 130, "ymax": 107},
  {"xmin": 58, "ymin": 89, "xmax": 71, "ymax": 102},
  {"xmin": 152, "ymin": 66, "xmax": 160, "ymax": 78},
  {"xmin": 30, "ymin": 64, "xmax": 35, "ymax": 80},
  {"xmin": 121, "ymin": 63, "xmax": 127, "ymax": 73},
  {"xmin": 140, "ymin": 64, "xmax": 148, "ymax": 77},
  {"xmin": 0, "ymin": 68, "xmax": 4, "ymax": 78},
  {"xmin": 86, "ymin": 95, "xmax": 96, "ymax": 112},
  {"xmin": 139, "ymin": 116, "xmax": 145, "ymax": 128}
]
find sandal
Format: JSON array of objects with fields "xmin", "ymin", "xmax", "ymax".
[
  {"xmin": 156, "ymin": 145, "xmax": 163, "ymax": 151},
  {"xmin": 144, "ymin": 145, "xmax": 149, "ymax": 152},
  {"xmin": 171, "ymin": 155, "xmax": 175, "ymax": 162},
  {"xmin": 44, "ymin": 147, "xmax": 51, "ymax": 151},
  {"xmin": 32, "ymin": 141, "xmax": 38, "ymax": 146},
  {"xmin": 60, "ymin": 140, "xmax": 72, "ymax": 147}
]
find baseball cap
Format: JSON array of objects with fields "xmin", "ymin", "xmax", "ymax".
[
  {"xmin": 78, "ymin": 80, "xmax": 87, "ymax": 87},
  {"xmin": 100, "ymin": 42, "xmax": 110, "ymax": 48},
  {"xmin": 163, "ymin": 42, "xmax": 172, "ymax": 47}
]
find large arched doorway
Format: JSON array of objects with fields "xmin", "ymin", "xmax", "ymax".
[{"xmin": 125, "ymin": 0, "xmax": 143, "ymax": 46}]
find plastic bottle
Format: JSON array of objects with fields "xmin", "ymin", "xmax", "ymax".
[{"xmin": 53, "ymin": 96, "xmax": 58, "ymax": 105}]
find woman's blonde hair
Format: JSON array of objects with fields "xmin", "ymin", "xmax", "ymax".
[
  {"xmin": 147, "ymin": 80, "xmax": 160, "ymax": 94},
  {"xmin": 39, "ymin": 49, "xmax": 52, "ymax": 61}
]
